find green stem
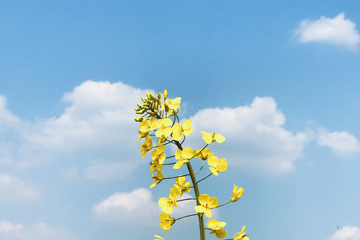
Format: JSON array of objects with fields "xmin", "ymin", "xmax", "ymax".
[
  {"xmin": 175, "ymin": 213, "xmax": 198, "ymax": 221},
  {"xmin": 216, "ymin": 200, "xmax": 232, "ymax": 208},
  {"xmin": 177, "ymin": 197, "xmax": 196, "ymax": 202},
  {"xmin": 194, "ymin": 160, "xmax": 205, "ymax": 175},
  {"xmin": 196, "ymin": 173, "xmax": 213, "ymax": 184},
  {"xmin": 174, "ymin": 140, "xmax": 205, "ymax": 240},
  {"xmin": 162, "ymin": 173, "xmax": 190, "ymax": 180}
]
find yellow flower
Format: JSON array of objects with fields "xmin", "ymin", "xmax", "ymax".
[
  {"xmin": 162, "ymin": 97, "xmax": 181, "ymax": 112},
  {"xmin": 154, "ymin": 235, "xmax": 164, "ymax": 240},
  {"xmin": 233, "ymin": 226, "xmax": 249, "ymax": 240},
  {"xmin": 174, "ymin": 147, "xmax": 193, "ymax": 169},
  {"xmin": 138, "ymin": 130, "xmax": 148, "ymax": 142},
  {"xmin": 149, "ymin": 159, "xmax": 163, "ymax": 174},
  {"xmin": 140, "ymin": 118, "xmax": 157, "ymax": 133},
  {"xmin": 151, "ymin": 145, "xmax": 166, "ymax": 164},
  {"xmin": 172, "ymin": 119, "xmax": 193, "ymax": 141},
  {"xmin": 207, "ymin": 219, "xmax": 227, "ymax": 238},
  {"xmin": 155, "ymin": 119, "xmax": 173, "ymax": 138},
  {"xmin": 194, "ymin": 194, "xmax": 218, "ymax": 218},
  {"xmin": 140, "ymin": 135, "xmax": 153, "ymax": 158},
  {"xmin": 230, "ymin": 185, "xmax": 244, "ymax": 202},
  {"xmin": 158, "ymin": 188, "xmax": 178, "ymax": 214},
  {"xmin": 193, "ymin": 148, "xmax": 213, "ymax": 160},
  {"xmin": 149, "ymin": 170, "xmax": 163, "ymax": 189},
  {"xmin": 207, "ymin": 156, "xmax": 227, "ymax": 176},
  {"xmin": 201, "ymin": 131, "xmax": 226, "ymax": 144},
  {"xmin": 172, "ymin": 176, "xmax": 191, "ymax": 196},
  {"xmin": 159, "ymin": 212, "xmax": 175, "ymax": 232},
  {"xmin": 157, "ymin": 135, "xmax": 167, "ymax": 146}
]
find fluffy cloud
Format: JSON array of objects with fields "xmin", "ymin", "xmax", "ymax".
[
  {"xmin": 0, "ymin": 221, "xmax": 79, "ymax": 240},
  {"xmin": 294, "ymin": 13, "xmax": 360, "ymax": 50},
  {"xmin": 187, "ymin": 97, "xmax": 311, "ymax": 176},
  {"xmin": 328, "ymin": 226, "xmax": 360, "ymax": 240},
  {"xmin": 92, "ymin": 188, "xmax": 196, "ymax": 226},
  {"xmin": 317, "ymin": 128, "xmax": 360, "ymax": 156},
  {"xmin": 1, "ymin": 80, "xmax": 153, "ymax": 180},
  {"xmin": 0, "ymin": 173, "xmax": 39, "ymax": 202},
  {"xmin": 1, "ymin": 81, "xmax": 358, "ymax": 180},
  {"xmin": 92, "ymin": 188, "xmax": 160, "ymax": 225}
]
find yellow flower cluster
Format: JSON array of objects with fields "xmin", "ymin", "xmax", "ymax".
[{"xmin": 135, "ymin": 90, "xmax": 249, "ymax": 239}]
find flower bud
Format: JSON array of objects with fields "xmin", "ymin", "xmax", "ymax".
[
  {"xmin": 164, "ymin": 90, "xmax": 168, "ymax": 99},
  {"xmin": 150, "ymin": 92, "xmax": 155, "ymax": 100},
  {"xmin": 157, "ymin": 92, "xmax": 162, "ymax": 99},
  {"xmin": 134, "ymin": 116, "xmax": 143, "ymax": 122},
  {"xmin": 136, "ymin": 109, "xmax": 145, "ymax": 114}
]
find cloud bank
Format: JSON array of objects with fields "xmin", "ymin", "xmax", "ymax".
[
  {"xmin": 294, "ymin": 13, "xmax": 360, "ymax": 50},
  {"xmin": 92, "ymin": 188, "xmax": 196, "ymax": 226},
  {"xmin": 0, "ymin": 80, "xmax": 359, "ymax": 181}
]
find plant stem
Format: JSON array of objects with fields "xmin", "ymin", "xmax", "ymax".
[{"xmin": 174, "ymin": 140, "xmax": 205, "ymax": 240}]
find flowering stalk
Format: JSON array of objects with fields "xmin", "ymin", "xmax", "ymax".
[{"xmin": 135, "ymin": 90, "xmax": 250, "ymax": 240}]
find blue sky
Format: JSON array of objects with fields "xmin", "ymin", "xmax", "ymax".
[{"xmin": 1, "ymin": 1, "xmax": 360, "ymax": 240}]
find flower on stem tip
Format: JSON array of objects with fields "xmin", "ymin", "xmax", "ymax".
[
  {"xmin": 159, "ymin": 212, "xmax": 175, "ymax": 232},
  {"xmin": 207, "ymin": 156, "xmax": 227, "ymax": 176},
  {"xmin": 230, "ymin": 185, "xmax": 244, "ymax": 202},
  {"xmin": 193, "ymin": 148, "xmax": 213, "ymax": 160},
  {"xmin": 158, "ymin": 188, "xmax": 178, "ymax": 214},
  {"xmin": 140, "ymin": 135, "xmax": 153, "ymax": 158},
  {"xmin": 201, "ymin": 131, "xmax": 226, "ymax": 144},
  {"xmin": 138, "ymin": 130, "xmax": 148, "ymax": 142},
  {"xmin": 155, "ymin": 118, "xmax": 173, "ymax": 138},
  {"xmin": 149, "ymin": 159, "xmax": 163, "ymax": 175},
  {"xmin": 174, "ymin": 147, "xmax": 193, "ymax": 169},
  {"xmin": 207, "ymin": 220, "xmax": 227, "ymax": 238},
  {"xmin": 233, "ymin": 226, "xmax": 249, "ymax": 240},
  {"xmin": 172, "ymin": 176, "xmax": 191, "ymax": 196},
  {"xmin": 140, "ymin": 118, "xmax": 156, "ymax": 133},
  {"xmin": 194, "ymin": 194, "xmax": 218, "ymax": 218},
  {"xmin": 149, "ymin": 170, "xmax": 163, "ymax": 189},
  {"xmin": 161, "ymin": 97, "xmax": 181, "ymax": 112},
  {"xmin": 172, "ymin": 119, "xmax": 193, "ymax": 141},
  {"xmin": 151, "ymin": 145, "xmax": 166, "ymax": 164}
]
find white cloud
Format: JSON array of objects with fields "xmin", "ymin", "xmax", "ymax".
[
  {"xmin": 92, "ymin": 188, "xmax": 160, "ymax": 225},
  {"xmin": 317, "ymin": 128, "xmax": 360, "ymax": 156},
  {"xmin": 294, "ymin": 13, "xmax": 360, "ymax": 50},
  {"xmin": 328, "ymin": 226, "xmax": 360, "ymax": 240},
  {"xmin": 0, "ymin": 221, "xmax": 79, "ymax": 240},
  {"xmin": 0, "ymin": 173, "xmax": 40, "ymax": 202},
  {"xmin": 92, "ymin": 188, "xmax": 197, "ymax": 226},
  {"xmin": 1, "ymin": 80, "xmax": 358, "ymax": 180},
  {"xmin": 0, "ymin": 80, "xmax": 153, "ymax": 180},
  {"xmin": 0, "ymin": 96, "xmax": 22, "ymax": 131},
  {"xmin": 187, "ymin": 97, "xmax": 311, "ymax": 176}
]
